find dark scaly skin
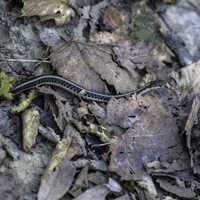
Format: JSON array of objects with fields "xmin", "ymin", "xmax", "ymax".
[{"xmin": 12, "ymin": 75, "xmax": 164, "ymax": 102}]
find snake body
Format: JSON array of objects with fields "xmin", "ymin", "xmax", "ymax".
[{"xmin": 12, "ymin": 75, "xmax": 164, "ymax": 103}]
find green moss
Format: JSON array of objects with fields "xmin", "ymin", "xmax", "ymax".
[
  {"xmin": 0, "ymin": 71, "xmax": 15, "ymax": 99},
  {"xmin": 130, "ymin": 12, "xmax": 157, "ymax": 42},
  {"xmin": 12, "ymin": 91, "xmax": 36, "ymax": 113}
]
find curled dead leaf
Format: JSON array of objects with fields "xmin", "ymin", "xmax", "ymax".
[
  {"xmin": 22, "ymin": 0, "xmax": 75, "ymax": 25},
  {"xmin": 22, "ymin": 108, "xmax": 40, "ymax": 152}
]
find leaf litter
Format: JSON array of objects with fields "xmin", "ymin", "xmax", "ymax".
[{"xmin": 1, "ymin": 0, "xmax": 200, "ymax": 200}]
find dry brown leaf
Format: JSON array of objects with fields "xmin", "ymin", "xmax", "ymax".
[
  {"xmin": 184, "ymin": 96, "xmax": 200, "ymax": 174},
  {"xmin": 113, "ymin": 41, "xmax": 152, "ymax": 72},
  {"xmin": 51, "ymin": 41, "xmax": 140, "ymax": 94},
  {"xmin": 63, "ymin": 125, "xmax": 87, "ymax": 159},
  {"xmin": 46, "ymin": 126, "xmax": 86, "ymax": 173},
  {"xmin": 47, "ymin": 137, "xmax": 72, "ymax": 173},
  {"xmin": 171, "ymin": 60, "xmax": 200, "ymax": 94},
  {"xmin": 69, "ymin": 166, "xmax": 89, "ymax": 197},
  {"xmin": 105, "ymin": 97, "xmax": 142, "ymax": 129},
  {"xmin": 74, "ymin": 185, "xmax": 109, "ymax": 200},
  {"xmin": 51, "ymin": 42, "xmax": 106, "ymax": 93},
  {"xmin": 108, "ymin": 88, "xmax": 190, "ymax": 180},
  {"xmin": 37, "ymin": 160, "xmax": 76, "ymax": 200},
  {"xmin": 103, "ymin": 6, "xmax": 123, "ymax": 31},
  {"xmin": 156, "ymin": 179, "xmax": 195, "ymax": 199},
  {"xmin": 22, "ymin": 108, "xmax": 40, "ymax": 152},
  {"xmin": 22, "ymin": 0, "xmax": 75, "ymax": 25}
]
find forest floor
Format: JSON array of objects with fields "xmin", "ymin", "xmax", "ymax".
[{"xmin": 0, "ymin": 0, "xmax": 200, "ymax": 200}]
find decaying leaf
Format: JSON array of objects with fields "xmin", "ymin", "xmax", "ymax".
[
  {"xmin": 74, "ymin": 185, "xmax": 109, "ymax": 200},
  {"xmin": 108, "ymin": 87, "xmax": 190, "ymax": 180},
  {"xmin": 39, "ymin": 125, "xmax": 61, "ymax": 144},
  {"xmin": 51, "ymin": 42, "xmax": 106, "ymax": 93},
  {"xmin": 71, "ymin": 178, "xmax": 121, "ymax": 200},
  {"xmin": 150, "ymin": 43, "xmax": 175, "ymax": 80},
  {"xmin": 38, "ymin": 159, "xmax": 76, "ymax": 200},
  {"xmin": 1, "ymin": 134, "xmax": 21, "ymax": 160},
  {"xmin": 113, "ymin": 41, "xmax": 153, "ymax": 72},
  {"xmin": 73, "ymin": 159, "xmax": 108, "ymax": 172},
  {"xmin": 185, "ymin": 96, "xmax": 200, "ymax": 149},
  {"xmin": 38, "ymin": 127, "xmax": 85, "ymax": 199},
  {"xmin": 184, "ymin": 96, "xmax": 200, "ymax": 174},
  {"xmin": 89, "ymin": 123, "xmax": 111, "ymax": 142},
  {"xmin": 88, "ymin": 172, "xmax": 107, "ymax": 185},
  {"xmin": 63, "ymin": 125, "xmax": 87, "ymax": 159},
  {"xmin": 103, "ymin": 6, "xmax": 123, "ymax": 31},
  {"xmin": 22, "ymin": 0, "xmax": 75, "ymax": 25},
  {"xmin": 47, "ymin": 137, "xmax": 72, "ymax": 173},
  {"xmin": 105, "ymin": 178, "xmax": 122, "ymax": 193},
  {"xmin": 22, "ymin": 108, "xmax": 40, "ymax": 152},
  {"xmin": 171, "ymin": 60, "xmax": 200, "ymax": 94},
  {"xmin": 105, "ymin": 97, "xmax": 142, "ymax": 129},
  {"xmin": 50, "ymin": 41, "xmax": 140, "ymax": 93},
  {"xmin": 156, "ymin": 179, "xmax": 195, "ymax": 199},
  {"xmin": 137, "ymin": 176, "xmax": 158, "ymax": 199},
  {"xmin": 38, "ymin": 86, "xmax": 73, "ymax": 131},
  {"xmin": 69, "ymin": 166, "xmax": 89, "ymax": 197},
  {"xmin": 7, "ymin": 140, "xmax": 53, "ymax": 197},
  {"xmin": 87, "ymin": 0, "xmax": 109, "ymax": 34},
  {"xmin": 2, "ymin": 0, "xmax": 199, "ymax": 199},
  {"xmin": 37, "ymin": 125, "xmax": 87, "ymax": 200}
]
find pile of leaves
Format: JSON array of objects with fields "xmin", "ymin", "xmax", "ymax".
[{"xmin": 1, "ymin": 0, "xmax": 200, "ymax": 200}]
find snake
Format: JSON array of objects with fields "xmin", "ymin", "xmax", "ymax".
[{"xmin": 12, "ymin": 75, "xmax": 164, "ymax": 103}]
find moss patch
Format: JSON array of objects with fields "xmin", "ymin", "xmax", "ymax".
[
  {"xmin": 130, "ymin": 11, "xmax": 158, "ymax": 42},
  {"xmin": 12, "ymin": 91, "xmax": 36, "ymax": 113},
  {"xmin": 0, "ymin": 71, "xmax": 15, "ymax": 99}
]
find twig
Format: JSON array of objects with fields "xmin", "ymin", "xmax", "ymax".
[{"xmin": 0, "ymin": 58, "xmax": 50, "ymax": 63}]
